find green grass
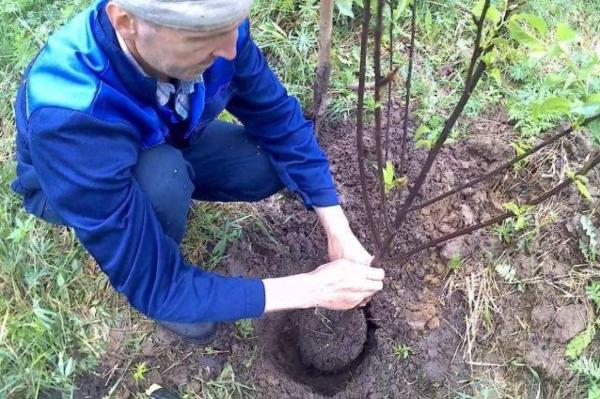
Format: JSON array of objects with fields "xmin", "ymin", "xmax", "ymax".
[{"xmin": 0, "ymin": 162, "xmax": 118, "ymax": 397}]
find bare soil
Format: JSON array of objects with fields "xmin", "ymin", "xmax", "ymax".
[{"xmin": 75, "ymin": 103, "xmax": 600, "ymax": 398}]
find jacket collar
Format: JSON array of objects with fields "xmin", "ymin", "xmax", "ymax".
[{"xmin": 94, "ymin": 0, "xmax": 158, "ymax": 105}]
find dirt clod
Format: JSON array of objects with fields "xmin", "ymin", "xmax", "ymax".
[
  {"xmin": 552, "ymin": 304, "xmax": 587, "ymax": 343},
  {"xmin": 531, "ymin": 304, "xmax": 555, "ymax": 327}
]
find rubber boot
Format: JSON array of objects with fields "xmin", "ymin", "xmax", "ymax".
[{"xmin": 157, "ymin": 321, "xmax": 218, "ymax": 345}]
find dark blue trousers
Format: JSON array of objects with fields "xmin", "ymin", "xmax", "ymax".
[{"xmin": 39, "ymin": 120, "xmax": 284, "ymax": 243}]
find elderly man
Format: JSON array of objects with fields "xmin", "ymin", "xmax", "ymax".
[{"xmin": 11, "ymin": 0, "xmax": 384, "ymax": 343}]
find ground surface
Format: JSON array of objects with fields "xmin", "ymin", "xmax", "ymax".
[
  {"xmin": 3, "ymin": 1, "xmax": 600, "ymax": 397},
  {"xmin": 73, "ymin": 102, "xmax": 600, "ymax": 398}
]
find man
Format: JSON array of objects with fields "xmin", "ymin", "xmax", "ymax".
[{"xmin": 11, "ymin": 0, "xmax": 385, "ymax": 343}]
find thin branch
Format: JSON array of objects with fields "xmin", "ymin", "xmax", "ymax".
[
  {"xmin": 348, "ymin": 67, "xmax": 400, "ymax": 91},
  {"xmin": 400, "ymin": 0, "xmax": 418, "ymax": 175},
  {"xmin": 374, "ymin": 0, "xmax": 387, "ymax": 227},
  {"xmin": 464, "ymin": 0, "xmax": 490, "ymax": 84},
  {"xmin": 356, "ymin": 0, "xmax": 383, "ymax": 249},
  {"xmin": 376, "ymin": 56, "xmax": 487, "ymax": 261},
  {"xmin": 374, "ymin": 0, "xmax": 518, "ymax": 262},
  {"xmin": 407, "ymin": 114, "xmax": 600, "ymax": 214},
  {"xmin": 384, "ymin": 0, "xmax": 395, "ymax": 161},
  {"xmin": 395, "ymin": 152, "xmax": 600, "ymax": 261}
]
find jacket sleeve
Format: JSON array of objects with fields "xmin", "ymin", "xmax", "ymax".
[
  {"xmin": 28, "ymin": 108, "xmax": 265, "ymax": 323},
  {"xmin": 226, "ymin": 21, "xmax": 339, "ymax": 209}
]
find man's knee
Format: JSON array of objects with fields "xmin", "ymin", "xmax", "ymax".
[
  {"xmin": 184, "ymin": 122, "xmax": 285, "ymax": 202},
  {"xmin": 236, "ymin": 151, "xmax": 285, "ymax": 201},
  {"xmin": 133, "ymin": 145, "xmax": 194, "ymax": 243}
]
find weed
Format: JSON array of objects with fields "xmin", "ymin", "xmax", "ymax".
[
  {"xmin": 393, "ymin": 343, "xmax": 412, "ymax": 360},
  {"xmin": 579, "ymin": 215, "xmax": 599, "ymax": 264},
  {"xmin": 587, "ymin": 281, "xmax": 600, "ymax": 309},
  {"xmin": 181, "ymin": 204, "xmax": 254, "ymax": 270},
  {"xmin": 132, "ymin": 361, "xmax": 150, "ymax": 384},
  {"xmin": 199, "ymin": 364, "xmax": 255, "ymax": 399},
  {"xmin": 494, "ymin": 202, "xmax": 535, "ymax": 247},
  {"xmin": 572, "ymin": 357, "xmax": 600, "ymax": 398},
  {"xmin": 448, "ymin": 252, "xmax": 463, "ymax": 273},
  {"xmin": 494, "ymin": 262, "xmax": 524, "ymax": 292},
  {"xmin": 234, "ymin": 319, "xmax": 254, "ymax": 340},
  {"xmin": 382, "ymin": 161, "xmax": 406, "ymax": 194},
  {"xmin": 565, "ymin": 326, "xmax": 595, "ymax": 360}
]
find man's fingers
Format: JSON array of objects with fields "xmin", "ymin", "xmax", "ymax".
[
  {"xmin": 364, "ymin": 266, "xmax": 385, "ymax": 281},
  {"xmin": 358, "ymin": 279, "xmax": 383, "ymax": 292},
  {"xmin": 358, "ymin": 297, "xmax": 372, "ymax": 307}
]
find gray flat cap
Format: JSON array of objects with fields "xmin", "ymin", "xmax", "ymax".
[{"xmin": 112, "ymin": 0, "xmax": 252, "ymax": 31}]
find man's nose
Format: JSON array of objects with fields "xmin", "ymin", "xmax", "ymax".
[{"xmin": 213, "ymin": 29, "xmax": 238, "ymax": 61}]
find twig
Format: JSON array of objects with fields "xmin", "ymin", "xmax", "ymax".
[
  {"xmin": 348, "ymin": 67, "xmax": 400, "ymax": 91},
  {"xmin": 464, "ymin": 0, "xmax": 490, "ymax": 84},
  {"xmin": 377, "ymin": 56, "xmax": 487, "ymax": 260},
  {"xmin": 374, "ymin": 0, "xmax": 387, "ymax": 228},
  {"xmin": 407, "ymin": 114, "xmax": 600, "ymax": 214},
  {"xmin": 384, "ymin": 0, "xmax": 395, "ymax": 161},
  {"xmin": 375, "ymin": 0, "xmax": 517, "ymax": 262},
  {"xmin": 394, "ymin": 152, "xmax": 600, "ymax": 261},
  {"xmin": 356, "ymin": 0, "xmax": 383, "ymax": 249},
  {"xmin": 400, "ymin": 0, "xmax": 418, "ymax": 175}
]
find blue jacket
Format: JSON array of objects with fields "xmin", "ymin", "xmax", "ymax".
[{"xmin": 11, "ymin": 0, "xmax": 339, "ymax": 322}]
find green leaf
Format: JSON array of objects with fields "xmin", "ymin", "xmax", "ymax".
[
  {"xmin": 481, "ymin": 50, "xmax": 497, "ymax": 66},
  {"xmin": 382, "ymin": 161, "xmax": 406, "ymax": 193},
  {"xmin": 504, "ymin": 202, "xmax": 521, "ymax": 215},
  {"xmin": 508, "ymin": 19, "xmax": 546, "ymax": 49},
  {"xmin": 57, "ymin": 273, "xmax": 65, "ymax": 288},
  {"xmin": 511, "ymin": 141, "xmax": 531, "ymax": 156},
  {"xmin": 488, "ymin": 68, "xmax": 502, "ymax": 85},
  {"xmin": 336, "ymin": 0, "xmax": 354, "ymax": 18},
  {"xmin": 571, "ymin": 101, "xmax": 600, "ymax": 118},
  {"xmin": 589, "ymin": 119, "xmax": 600, "ymax": 147},
  {"xmin": 587, "ymin": 94, "xmax": 600, "ymax": 104},
  {"xmin": 471, "ymin": 0, "xmax": 485, "ymax": 17},
  {"xmin": 394, "ymin": 0, "xmax": 410, "ymax": 17},
  {"xmin": 7, "ymin": 229, "xmax": 22, "ymax": 242},
  {"xmin": 575, "ymin": 178, "xmax": 593, "ymax": 202},
  {"xmin": 515, "ymin": 216, "xmax": 526, "ymax": 231},
  {"xmin": 486, "ymin": 6, "xmax": 501, "ymax": 24},
  {"xmin": 518, "ymin": 14, "xmax": 548, "ymax": 35},
  {"xmin": 540, "ymin": 96, "xmax": 572, "ymax": 114},
  {"xmin": 414, "ymin": 124, "xmax": 430, "ymax": 140},
  {"xmin": 566, "ymin": 326, "xmax": 595, "ymax": 360},
  {"xmin": 383, "ymin": 161, "xmax": 395, "ymax": 188},
  {"xmin": 557, "ymin": 22, "xmax": 577, "ymax": 43},
  {"xmin": 133, "ymin": 362, "xmax": 149, "ymax": 383}
]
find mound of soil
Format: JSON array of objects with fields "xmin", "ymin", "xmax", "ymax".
[{"xmin": 297, "ymin": 308, "xmax": 368, "ymax": 372}]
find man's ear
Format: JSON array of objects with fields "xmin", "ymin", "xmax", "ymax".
[{"xmin": 106, "ymin": 2, "xmax": 137, "ymax": 40}]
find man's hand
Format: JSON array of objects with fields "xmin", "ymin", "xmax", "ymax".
[
  {"xmin": 326, "ymin": 228, "xmax": 373, "ymax": 265},
  {"xmin": 306, "ymin": 260, "xmax": 384, "ymax": 309},
  {"xmin": 262, "ymin": 259, "xmax": 385, "ymax": 313},
  {"xmin": 314, "ymin": 205, "xmax": 373, "ymax": 265}
]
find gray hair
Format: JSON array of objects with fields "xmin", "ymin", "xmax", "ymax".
[{"xmin": 112, "ymin": 0, "xmax": 252, "ymax": 31}]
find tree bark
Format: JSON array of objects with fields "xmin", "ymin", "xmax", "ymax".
[{"xmin": 313, "ymin": 0, "xmax": 335, "ymax": 137}]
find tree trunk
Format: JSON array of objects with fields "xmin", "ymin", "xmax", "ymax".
[{"xmin": 313, "ymin": 0, "xmax": 335, "ymax": 137}]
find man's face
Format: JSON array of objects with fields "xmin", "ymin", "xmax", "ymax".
[{"xmin": 131, "ymin": 16, "xmax": 243, "ymax": 81}]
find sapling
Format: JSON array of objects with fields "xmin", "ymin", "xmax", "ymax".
[{"xmin": 351, "ymin": 0, "xmax": 600, "ymax": 265}]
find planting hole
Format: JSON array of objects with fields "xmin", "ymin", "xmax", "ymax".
[{"xmin": 264, "ymin": 307, "xmax": 378, "ymax": 396}]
